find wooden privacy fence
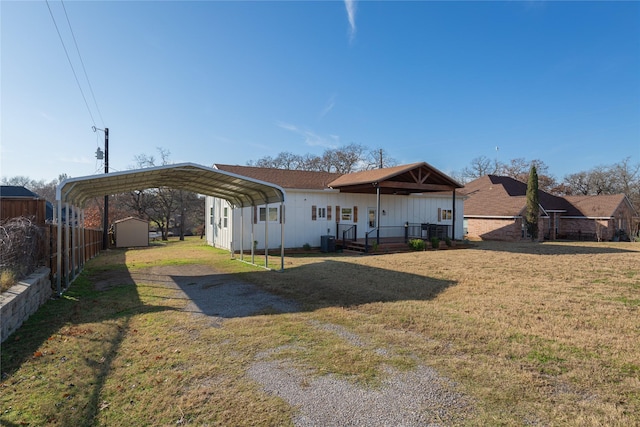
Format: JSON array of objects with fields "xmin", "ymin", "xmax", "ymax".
[{"xmin": 45, "ymin": 224, "xmax": 102, "ymax": 294}]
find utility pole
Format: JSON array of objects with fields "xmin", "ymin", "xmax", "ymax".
[
  {"xmin": 379, "ymin": 149, "xmax": 383, "ymax": 169},
  {"xmin": 93, "ymin": 126, "xmax": 110, "ymax": 250},
  {"xmin": 103, "ymin": 127, "xmax": 109, "ymax": 250}
]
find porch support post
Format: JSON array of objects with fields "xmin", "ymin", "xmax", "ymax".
[{"xmin": 452, "ymin": 189, "xmax": 456, "ymax": 239}]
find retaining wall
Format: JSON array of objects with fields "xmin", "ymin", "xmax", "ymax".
[{"xmin": 0, "ymin": 267, "xmax": 51, "ymax": 343}]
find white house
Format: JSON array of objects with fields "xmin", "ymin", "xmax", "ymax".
[{"xmin": 205, "ymin": 162, "xmax": 464, "ymax": 253}]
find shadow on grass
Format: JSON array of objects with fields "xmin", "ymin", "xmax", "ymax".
[
  {"xmin": 0, "ymin": 249, "xmax": 177, "ymax": 427},
  {"xmin": 1, "ymin": 247, "xmax": 455, "ymax": 425},
  {"xmin": 171, "ymin": 258, "xmax": 457, "ymax": 316},
  {"xmin": 467, "ymin": 240, "xmax": 638, "ymax": 255}
]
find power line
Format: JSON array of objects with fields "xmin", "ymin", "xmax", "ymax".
[
  {"xmin": 45, "ymin": 0, "xmax": 96, "ymax": 127},
  {"xmin": 60, "ymin": 0, "xmax": 105, "ymax": 128}
]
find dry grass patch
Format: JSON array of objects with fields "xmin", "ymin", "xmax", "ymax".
[
  {"xmin": 0, "ymin": 269, "xmax": 17, "ymax": 293},
  {"xmin": 1, "ymin": 238, "xmax": 639, "ymax": 426}
]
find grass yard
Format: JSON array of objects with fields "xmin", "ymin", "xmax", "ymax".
[{"xmin": 1, "ymin": 237, "xmax": 639, "ymax": 426}]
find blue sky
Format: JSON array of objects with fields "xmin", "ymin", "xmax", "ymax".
[{"xmin": 2, "ymin": 1, "xmax": 639, "ymax": 183}]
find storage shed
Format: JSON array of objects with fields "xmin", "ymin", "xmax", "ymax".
[{"xmin": 113, "ymin": 217, "xmax": 149, "ymax": 248}]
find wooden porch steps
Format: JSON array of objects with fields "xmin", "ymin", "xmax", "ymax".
[{"xmin": 339, "ymin": 239, "xmax": 411, "ymax": 254}]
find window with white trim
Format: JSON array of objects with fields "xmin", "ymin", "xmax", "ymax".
[
  {"xmin": 259, "ymin": 206, "xmax": 278, "ymax": 222},
  {"xmin": 439, "ymin": 209, "xmax": 452, "ymax": 221}
]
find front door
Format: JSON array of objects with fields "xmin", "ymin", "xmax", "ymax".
[{"xmin": 368, "ymin": 207, "xmax": 377, "ymax": 230}]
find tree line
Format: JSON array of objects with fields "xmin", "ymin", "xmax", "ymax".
[
  {"xmin": 247, "ymin": 143, "xmax": 397, "ymax": 173},
  {"xmin": 3, "ymin": 147, "xmax": 638, "ymax": 234}
]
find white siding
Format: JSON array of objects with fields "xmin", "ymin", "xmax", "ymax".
[{"xmin": 206, "ymin": 189, "xmax": 464, "ymax": 250}]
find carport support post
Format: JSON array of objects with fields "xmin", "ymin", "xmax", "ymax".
[
  {"xmin": 240, "ymin": 207, "xmax": 244, "ymax": 261},
  {"xmin": 264, "ymin": 203, "xmax": 269, "ymax": 269},
  {"xmin": 71, "ymin": 205, "xmax": 76, "ymax": 280},
  {"xmin": 376, "ymin": 185, "xmax": 381, "ymax": 243},
  {"xmin": 65, "ymin": 202, "xmax": 70, "ymax": 291},
  {"xmin": 280, "ymin": 202, "xmax": 284, "ymax": 271},
  {"xmin": 102, "ymin": 127, "xmax": 109, "ymax": 250},
  {"xmin": 80, "ymin": 209, "xmax": 85, "ymax": 269},
  {"xmin": 251, "ymin": 210, "xmax": 255, "ymax": 265},
  {"xmin": 452, "ymin": 189, "xmax": 456, "ymax": 239},
  {"xmin": 56, "ymin": 201, "xmax": 62, "ymax": 296}
]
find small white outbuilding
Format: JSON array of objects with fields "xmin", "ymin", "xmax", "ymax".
[{"xmin": 113, "ymin": 217, "xmax": 149, "ymax": 248}]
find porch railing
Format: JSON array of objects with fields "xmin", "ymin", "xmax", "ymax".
[
  {"xmin": 364, "ymin": 225, "xmax": 411, "ymax": 252},
  {"xmin": 408, "ymin": 223, "xmax": 452, "ymax": 240},
  {"xmin": 337, "ymin": 224, "xmax": 357, "ymax": 243}
]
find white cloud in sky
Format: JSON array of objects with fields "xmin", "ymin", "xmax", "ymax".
[
  {"xmin": 276, "ymin": 121, "xmax": 339, "ymax": 148},
  {"xmin": 344, "ymin": 0, "xmax": 357, "ymax": 42},
  {"xmin": 319, "ymin": 94, "xmax": 336, "ymax": 119},
  {"xmin": 60, "ymin": 155, "xmax": 93, "ymax": 165},
  {"xmin": 39, "ymin": 111, "xmax": 56, "ymax": 122}
]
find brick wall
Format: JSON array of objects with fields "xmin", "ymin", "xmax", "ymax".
[
  {"xmin": 466, "ymin": 218, "xmax": 522, "ymax": 241},
  {"xmin": 0, "ymin": 267, "xmax": 51, "ymax": 343},
  {"xmin": 467, "ymin": 217, "xmax": 547, "ymax": 241}
]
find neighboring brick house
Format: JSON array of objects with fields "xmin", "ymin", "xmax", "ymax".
[{"xmin": 460, "ymin": 175, "xmax": 637, "ymax": 241}]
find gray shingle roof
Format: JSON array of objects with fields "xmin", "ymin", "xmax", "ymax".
[{"xmin": 0, "ymin": 186, "xmax": 41, "ymax": 198}]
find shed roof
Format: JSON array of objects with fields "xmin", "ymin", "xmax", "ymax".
[
  {"xmin": 57, "ymin": 163, "xmax": 285, "ymax": 208},
  {"xmin": 114, "ymin": 216, "xmax": 149, "ymax": 225}
]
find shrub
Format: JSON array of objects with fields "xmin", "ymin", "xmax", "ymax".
[
  {"xmin": 0, "ymin": 269, "xmax": 17, "ymax": 293},
  {"xmin": 445, "ymin": 236, "xmax": 452, "ymax": 247},
  {"xmin": 303, "ymin": 243, "xmax": 311, "ymax": 251},
  {"xmin": 0, "ymin": 216, "xmax": 45, "ymax": 287},
  {"xmin": 430, "ymin": 237, "xmax": 440, "ymax": 249},
  {"xmin": 408, "ymin": 239, "xmax": 425, "ymax": 251}
]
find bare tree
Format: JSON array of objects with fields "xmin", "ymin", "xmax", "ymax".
[
  {"xmin": 499, "ymin": 158, "xmax": 557, "ymax": 193},
  {"xmin": 458, "ymin": 156, "xmax": 502, "ymax": 183},
  {"xmin": 563, "ymin": 171, "xmax": 592, "ymax": 195},
  {"xmin": 116, "ymin": 148, "xmax": 203, "ymax": 240},
  {"xmin": 362, "ymin": 148, "xmax": 398, "ymax": 170},
  {"xmin": 562, "ymin": 158, "xmax": 640, "ymax": 221},
  {"xmin": 247, "ymin": 143, "xmax": 392, "ymax": 174}
]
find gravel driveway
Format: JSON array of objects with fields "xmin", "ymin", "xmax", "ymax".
[{"xmin": 97, "ymin": 264, "xmax": 475, "ymax": 425}]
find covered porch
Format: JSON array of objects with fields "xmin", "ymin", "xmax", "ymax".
[{"xmin": 328, "ymin": 162, "xmax": 463, "ymax": 253}]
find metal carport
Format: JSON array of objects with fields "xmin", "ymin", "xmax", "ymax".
[{"xmin": 55, "ymin": 163, "xmax": 286, "ymax": 295}]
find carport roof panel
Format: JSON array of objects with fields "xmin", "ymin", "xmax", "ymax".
[{"xmin": 57, "ymin": 163, "xmax": 285, "ymax": 207}]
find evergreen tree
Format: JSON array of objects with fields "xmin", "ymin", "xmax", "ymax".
[{"xmin": 526, "ymin": 165, "xmax": 540, "ymax": 240}]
